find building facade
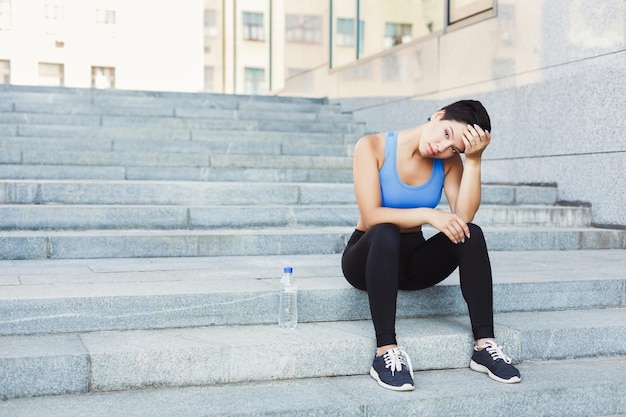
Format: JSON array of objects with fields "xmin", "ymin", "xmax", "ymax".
[
  {"xmin": 1, "ymin": 0, "xmax": 624, "ymax": 225},
  {"xmin": 297, "ymin": 0, "xmax": 625, "ymax": 226},
  {"xmin": 0, "ymin": 0, "xmax": 203, "ymax": 91}
]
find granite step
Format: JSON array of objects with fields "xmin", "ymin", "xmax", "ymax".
[
  {"xmin": 2, "ymin": 135, "xmax": 356, "ymax": 156},
  {"xmin": 1, "ymin": 250, "xmax": 623, "ymax": 335},
  {"xmin": 1, "ymin": 307, "xmax": 625, "ymax": 399},
  {"xmin": 0, "ymin": 165, "xmax": 354, "ymax": 182},
  {"xmin": 4, "ymin": 356, "xmax": 623, "ymax": 417},
  {"xmin": 9, "ymin": 125, "xmax": 360, "ymax": 143},
  {"xmin": 6, "ymin": 100, "xmax": 344, "ymax": 118},
  {"xmin": 1, "ymin": 226, "xmax": 625, "ymax": 260},
  {"xmin": 0, "ymin": 204, "xmax": 592, "ymax": 230},
  {"xmin": 0, "ymin": 181, "xmax": 557, "ymax": 206},
  {"xmin": 0, "ymin": 86, "xmax": 332, "ymax": 112},
  {"xmin": 0, "ymin": 180, "xmax": 356, "ymax": 205},
  {"xmin": 14, "ymin": 151, "xmax": 352, "ymax": 170},
  {"xmin": 0, "ymin": 116, "xmax": 364, "ymax": 134}
]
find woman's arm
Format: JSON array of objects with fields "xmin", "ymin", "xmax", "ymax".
[
  {"xmin": 353, "ymin": 134, "xmax": 469, "ymax": 243},
  {"xmin": 445, "ymin": 124, "xmax": 490, "ymax": 223}
]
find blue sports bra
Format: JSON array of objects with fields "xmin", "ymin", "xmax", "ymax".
[{"xmin": 379, "ymin": 131, "xmax": 444, "ymax": 209}]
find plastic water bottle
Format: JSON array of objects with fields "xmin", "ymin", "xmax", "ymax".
[{"xmin": 279, "ymin": 266, "xmax": 297, "ymax": 329}]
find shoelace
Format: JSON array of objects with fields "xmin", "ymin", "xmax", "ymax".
[
  {"xmin": 479, "ymin": 342, "xmax": 512, "ymax": 364},
  {"xmin": 383, "ymin": 347, "xmax": 414, "ymax": 378}
]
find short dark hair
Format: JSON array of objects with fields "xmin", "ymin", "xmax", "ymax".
[{"xmin": 439, "ymin": 100, "xmax": 491, "ymax": 132}]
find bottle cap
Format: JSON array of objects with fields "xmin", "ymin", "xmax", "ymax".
[{"xmin": 283, "ymin": 267, "xmax": 293, "ymax": 273}]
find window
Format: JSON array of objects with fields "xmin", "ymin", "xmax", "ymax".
[
  {"xmin": 244, "ymin": 67, "xmax": 265, "ymax": 95},
  {"xmin": 0, "ymin": 60, "xmax": 10, "ymax": 84},
  {"xmin": 242, "ymin": 12, "xmax": 264, "ymax": 41},
  {"xmin": 96, "ymin": 9, "xmax": 116, "ymax": 25},
  {"xmin": 0, "ymin": 0, "xmax": 11, "ymax": 30},
  {"xmin": 204, "ymin": 66, "xmax": 214, "ymax": 92},
  {"xmin": 336, "ymin": 18, "xmax": 364, "ymax": 51},
  {"xmin": 286, "ymin": 14, "xmax": 322, "ymax": 44},
  {"xmin": 91, "ymin": 66, "xmax": 115, "ymax": 89},
  {"xmin": 384, "ymin": 22, "xmax": 412, "ymax": 49},
  {"xmin": 336, "ymin": 18, "xmax": 354, "ymax": 46},
  {"xmin": 204, "ymin": 9, "xmax": 218, "ymax": 40},
  {"xmin": 39, "ymin": 63, "xmax": 64, "ymax": 86}
]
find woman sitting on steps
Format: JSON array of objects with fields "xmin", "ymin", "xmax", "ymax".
[{"xmin": 341, "ymin": 100, "xmax": 521, "ymax": 391}]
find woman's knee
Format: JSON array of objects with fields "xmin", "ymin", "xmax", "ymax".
[
  {"xmin": 464, "ymin": 223, "xmax": 488, "ymax": 251},
  {"xmin": 468, "ymin": 223, "xmax": 484, "ymax": 238},
  {"xmin": 367, "ymin": 223, "xmax": 402, "ymax": 249}
]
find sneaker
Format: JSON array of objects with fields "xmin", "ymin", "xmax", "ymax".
[
  {"xmin": 469, "ymin": 341, "xmax": 521, "ymax": 384},
  {"xmin": 369, "ymin": 347, "xmax": 415, "ymax": 391}
]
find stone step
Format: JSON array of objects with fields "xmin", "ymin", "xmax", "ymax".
[
  {"xmin": 237, "ymin": 100, "xmax": 340, "ymax": 113},
  {"xmin": 1, "ymin": 226, "xmax": 624, "ymax": 260},
  {"xmin": 4, "ymin": 150, "xmax": 352, "ymax": 170},
  {"xmin": 0, "ymin": 180, "xmax": 355, "ymax": 205},
  {"xmin": 5, "ymin": 100, "xmax": 344, "ymax": 118},
  {"xmin": 0, "ymin": 180, "xmax": 558, "ymax": 206},
  {"xmin": 10, "ymin": 125, "xmax": 360, "ymax": 143},
  {"xmin": 0, "ymin": 116, "xmax": 364, "ymax": 133},
  {"xmin": 0, "ymin": 204, "xmax": 592, "ymax": 230},
  {"xmin": 0, "ymin": 164, "xmax": 354, "ymax": 182},
  {"xmin": 3, "ymin": 135, "xmax": 356, "ymax": 156},
  {"xmin": 1, "ymin": 86, "xmax": 333, "ymax": 112},
  {"xmin": 1, "ymin": 250, "xmax": 623, "ymax": 335},
  {"xmin": 0, "ymin": 307, "xmax": 625, "ymax": 399},
  {"xmin": 3, "ymin": 356, "xmax": 623, "ymax": 417}
]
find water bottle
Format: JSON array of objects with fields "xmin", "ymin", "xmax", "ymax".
[{"xmin": 279, "ymin": 266, "xmax": 297, "ymax": 329}]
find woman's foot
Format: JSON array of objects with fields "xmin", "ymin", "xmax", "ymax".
[
  {"xmin": 470, "ymin": 340, "xmax": 521, "ymax": 383},
  {"xmin": 369, "ymin": 347, "xmax": 415, "ymax": 391}
]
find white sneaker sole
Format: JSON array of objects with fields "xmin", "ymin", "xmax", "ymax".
[
  {"xmin": 369, "ymin": 367, "xmax": 415, "ymax": 391},
  {"xmin": 470, "ymin": 360, "xmax": 521, "ymax": 384}
]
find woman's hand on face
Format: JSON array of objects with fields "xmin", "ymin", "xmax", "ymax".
[
  {"xmin": 429, "ymin": 210, "xmax": 470, "ymax": 244},
  {"xmin": 463, "ymin": 124, "xmax": 490, "ymax": 159}
]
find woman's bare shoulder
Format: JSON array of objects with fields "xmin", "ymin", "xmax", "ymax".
[{"xmin": 355, "ymin": 132, "xmax": 385, "ymax": 154}]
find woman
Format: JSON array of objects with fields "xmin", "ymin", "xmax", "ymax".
[{"xmin": 341, "ymin": 100, "xmax": 521, "ymax": 391}]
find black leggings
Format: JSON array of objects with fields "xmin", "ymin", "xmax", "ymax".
[{"xmin": 341, "ymin": 223, "xmax": 494, "ymax": 347}]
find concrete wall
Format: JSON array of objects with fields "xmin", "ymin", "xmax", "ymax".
[{"xmin": 313, "ymin": 0, "xmax": 626, "ymax": 226}]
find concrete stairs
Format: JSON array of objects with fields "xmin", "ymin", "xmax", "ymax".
[{"xmin": 0, "ymin": 85, "xmax": 625, "ymax": 416}]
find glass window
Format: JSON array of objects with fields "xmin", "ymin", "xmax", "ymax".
[
  {"xmin": 0, "ymin": 0, "xmax": 11, "ymax": 30},
  {"xmin": 286, "ymin": 15, "xmax": 300, "ymax": 41},
  {"xmin": 242, "ymin": 11, "xmax": 264, "ymax": 41},
  {"xmin": 336, "ymin": 18, "xmax": 364, "ymax": 51},
  {"xmin": 336, "ymin": 18, "xmax": 354, "ymax": 47},
  {"xmin": 384, "ymin": 22, "xmax": 412, "ymax": 49},
  {"xmin": 286, "ymin": 14, "xmax": 322, "ymax": 44},
  {"xmin": 303, "ymin": 16, "xmax": 323, "ymax": 43},
  {"xmin": 0, "ymin": 60, "xmax": 10, "ymax": 84},
  {"xmin": 91, "ymin": 66, "xmax": 115, "ymax": 89},
  {"xmin": 204, "ymin": 9, "xmax": 218, "ymax": 39},
  {"xmin": 39, "ymin": 63, "xmax": 64, "ymax": 86},
  {"xmin": 357, "ymin": 20, "xmax": 365, "ymax": 53},
  {"xmin": 244, "ymin": 67, "xmax": 265, "ymax": 94}
]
